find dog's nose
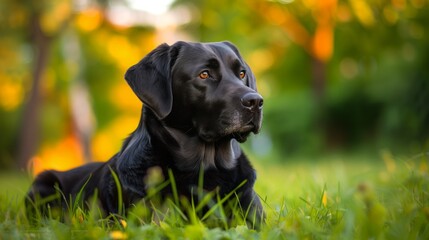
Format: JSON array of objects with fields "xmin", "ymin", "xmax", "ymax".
[{"xmin": 241, "ymin": 92, "xmax": 263, "ymax": 110}]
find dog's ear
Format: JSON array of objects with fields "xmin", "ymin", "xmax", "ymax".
[
  {"xmin": 222, "ymin": 41, "xmax": 257, "ymax": 91},
  {"xmin": 125, "ymin": 43, "xmax": 179, "ymax": 119}
]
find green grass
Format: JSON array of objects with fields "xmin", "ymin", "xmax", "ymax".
[{"xmin": 1, "ymin": 152, "xmax": 428, "ymax": 239}]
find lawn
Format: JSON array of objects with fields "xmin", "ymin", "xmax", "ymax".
[{"xmin": 1, "ymin": 152, "xmax": 428, "ymax": 239}]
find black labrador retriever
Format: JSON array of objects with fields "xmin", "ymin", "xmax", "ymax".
[{"xmin": 26, "ymin": 41, "xmax": 264, "ymax": 227}]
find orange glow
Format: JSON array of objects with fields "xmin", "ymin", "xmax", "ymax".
[
  {"xmin": 313, "ymin": 25, "xmax": 333, "ymax": 62},
  {"xmin": 107, "ymin": 35, "xmax": 142, "ymax": 72},
  {"xmin": 337, "ymin": 4, "xmax": 352, "ymax": 22},
  {"xmin": 350, "ymin": 0, "xmax": 375, "ymax": 27},
  {"xmin": 31, "ymin": 134, "xmax": 85, "ymax": 176},
  {"xmin": 75, "ymin": 8, "xmax": 103, "ymax": 32},
  {"xmin": 266, "ymin": 5, "xmax": 287, "ymax": 25},
  {"xmin": 92, "ymin": 131, "xmax": 119, "ymax": 162},
  {"xmin": 315, "ymin": 0, "xmax": 337, "ymax": 20},
  {"xmin": 110, "ymin": 81, "xmax": 142, "ymax": 112},
  {"xmin": 391, "ymin": 0, "xmax": 406, "ymax": 10},
  {"xmin": 303, "ymin": 0, "xmax": 316, "ymax": 8},
  {"xmin": 258, "ymin": 0, "xmax": 337, "ymax": 62},
  {"xmin": 0, "ymin": 78, "xmax": 23, "ymax": 111},
  {"xmin": 92, "ymin": 116, "xmax": 139, "ymax": 161},
  {"xmin": 248, "ymin": 49, "xmax": 275, "ymax": 76},
  {"xmin": 264, "ymin": 6, "xmax": 311, "ymax": 50},
  {"xmin": 312, "ymin": 0, "xmax": 336, "ymax": 62}
]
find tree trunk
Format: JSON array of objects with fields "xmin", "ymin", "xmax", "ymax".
[
  {"xmin": 312, "ymin": 57, "xmax": 326, "ymax": 104},
  {"xmin": 17, "ymin": 14, "xmax": 52, "ymax": 170}
]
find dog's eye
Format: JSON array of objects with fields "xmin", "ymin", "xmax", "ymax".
[
  {"xmin": 199, "ymin": 71, "xmax": 209, "ymax": 79},
  {"xmin": 239, "ymin": 70, "xmax": 246, "ymax": 79}
]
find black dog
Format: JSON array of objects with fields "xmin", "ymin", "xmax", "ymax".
[{"xmin": 26, "ymin": 41, "xmax": 264, "ymax": 227}]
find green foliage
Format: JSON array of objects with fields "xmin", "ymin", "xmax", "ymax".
[
  {"xmin": 263, "ymin": 91, "xmax": 323, "ymax": 155},
  {"xmin": 1, "ymin": 0, "xmax": 429, "ymax": 168},
  {"xmin": 1, "ymin": 154, "xmax": 429, "ymax": 239},
  {"xmin": 188, "ymin": 0, "xmax": 429, "ymax": 156}
]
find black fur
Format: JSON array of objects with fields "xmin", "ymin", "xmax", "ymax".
[{"xmin": 26, "ymin": 41, "xmax": 264, "ymax": 227}]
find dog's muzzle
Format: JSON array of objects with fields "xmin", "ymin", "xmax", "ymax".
[
  {"xmin": 198, "ymin": 92, "xmax": 263, "ymax": 143},
  {"xmin": 241, "ymin": 92, "xmax": 263, "ymax": 112},
  {"xmin": 232, "ymin": 92, "xmax": 263, "ymax": 142},
  {"xmin": 242, "ymin": 92, "xmax": 263, "ymax": 133}
]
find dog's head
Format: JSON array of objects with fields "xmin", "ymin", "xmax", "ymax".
[{"xmin": 125, "ymin": 41, "xmax": 263, "ymax": 143}]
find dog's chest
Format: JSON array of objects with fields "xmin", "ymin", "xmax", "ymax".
[{"xmin": 164, "ymin": 127, "xmax": 241, "ymax": 171}]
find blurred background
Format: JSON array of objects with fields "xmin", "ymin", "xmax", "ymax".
[{"xmin": 0, "ymin": 0, "xmax": 428, "ymax": 175}]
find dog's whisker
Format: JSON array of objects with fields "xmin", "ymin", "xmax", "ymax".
[{"xmin": 184, "ymin": 127, "xmax": 194, "ymax": 134}]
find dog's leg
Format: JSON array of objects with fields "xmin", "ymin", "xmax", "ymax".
[
  {"xmin": 241, "ymin": 190, "xmax": 265, "ymax": 230},
  {"xmin": 26, "ymin": 170, "xmax": 64, "ymax": 222}
]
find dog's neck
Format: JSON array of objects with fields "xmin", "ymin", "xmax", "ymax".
[
  {"xmin": 119, "ymin": 108, "xmax": 242, "ymax": 172},
  {"xmin": 162, "ymin": 126, "xmax": 241, "ymax": 171}
]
